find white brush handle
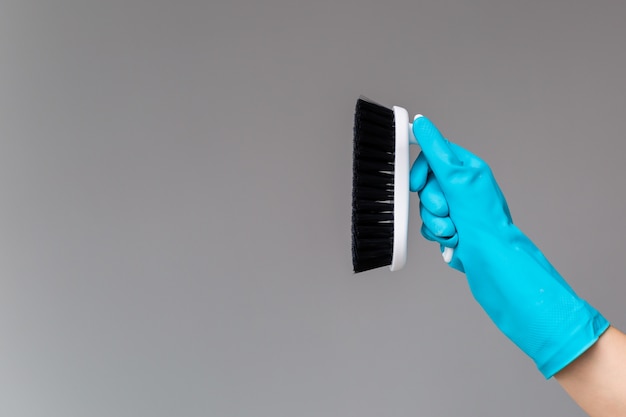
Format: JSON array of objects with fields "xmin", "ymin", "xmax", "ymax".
[
  {"xmin": 409, "ymin": 118, "xmax": 455, "ymax": 265},
  {"xmin": 408, "ymin": 122, "xmax": 418, "ymax": 145}
]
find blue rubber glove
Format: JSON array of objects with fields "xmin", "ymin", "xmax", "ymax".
[{"xmin": 410, "ymin": 115, "xmax": 609, "ymax": 378}]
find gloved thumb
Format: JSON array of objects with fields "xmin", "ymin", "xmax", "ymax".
[{"xmin": 412, "ymin": 115, "xmax": 463, "ymax": 180}]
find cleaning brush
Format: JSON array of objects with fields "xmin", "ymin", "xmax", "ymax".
[{"xmin": 352, "ymin": 96, "xmax": 421, "ymax": 273}]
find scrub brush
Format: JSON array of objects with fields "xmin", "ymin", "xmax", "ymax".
[{"xmin": 352, "ymin": 96, "xmax": 452, "ymax": 273}]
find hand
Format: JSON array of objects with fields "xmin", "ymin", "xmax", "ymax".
[{"xmin": 410, "ymin": 115, "xmax": 609, "ymax": 378}]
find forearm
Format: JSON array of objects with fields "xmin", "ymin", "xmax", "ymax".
[{"xmin": 555, "ymin": 326, "xmax": 626, "ymax": 417}]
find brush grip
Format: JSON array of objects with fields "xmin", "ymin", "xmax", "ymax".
[{"xmin": 442, "ymin": 246, "xmax": 454, "ymax": 263}]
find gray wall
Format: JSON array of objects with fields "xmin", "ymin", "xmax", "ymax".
[{"xmin": 2, "ymin": 1, "xmax": 625, "ymax": 416}]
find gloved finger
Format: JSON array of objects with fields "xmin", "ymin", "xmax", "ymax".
[
  {"xmin": 421, "ymin": 223, "xmax": 459, "ymax": 247},
  {"xmin": 412, "ymin": 115, "xmax": 463, "ymax": 179},
  {"xmin": 418, "ymin": 172, "xmax": 449, "ymax": 217},
  {"xmin": 409, "ymin": 151, "xmax": 429, "ymax": 192},
  {"xmin": 420, "ymin": 202, "xmax": 456, "ymax": 238}
]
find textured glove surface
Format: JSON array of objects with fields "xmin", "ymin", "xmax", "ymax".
[{"xmin": 410, "ymin": 116, "xmax": 609, "ymax": 378}]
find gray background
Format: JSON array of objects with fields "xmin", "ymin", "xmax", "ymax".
[{"xmin": 1, "ymin": 1, "xmax": 624, "ymax": 416}]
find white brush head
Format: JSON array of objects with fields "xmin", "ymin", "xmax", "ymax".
[{"xmin": 390, "ymin": 106, "xmax": 410, "ymax": 271}]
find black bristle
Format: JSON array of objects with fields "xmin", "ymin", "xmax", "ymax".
[{"xmin": 352, "ymin": 97, "xmax": 395, "ymax": 273}]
